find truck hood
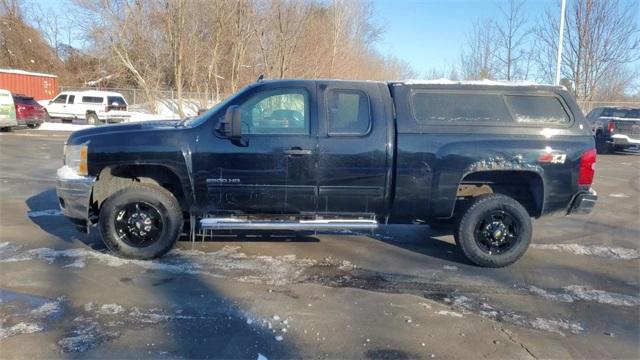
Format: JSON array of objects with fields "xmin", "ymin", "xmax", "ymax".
[{"xmin": 66, "ymin": 120, "xmax": 180, "ymax": 144}]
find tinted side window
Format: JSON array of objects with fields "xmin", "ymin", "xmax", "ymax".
[
  {"xmin": 67, "ymin": 95, "xmax": 75, "ymax": 104},
  {"xmin": 327, "ymin": 90, "xmax": 370, "ymax": 135},
  {"xmin": 240, "ymin": 88, "xmax": 309, "ymax": 135},
  {"xmin": 82, "ymin": 96, "xmax": 104, "ymax": 103},
  {"xmin": 411, "ymin": 92, "xmax": 512, "ymax": 124},
  {"xmin": 601, "ymin": 108, "xmax": 627, "ymax": 117},
  {"xmin": 625, "ymin": 109, "xmax": 639, "ymax": 118},
  {"xmin": 505, "ymin": 95, "xmax": 570, "ymax": 124},
  {"xmin": 107, "ymin": 96, "xmax": 126, "ymax": 105},
  {"xmin": 53, "ymin": 95, "xmax": 67, "ymax": 104}
]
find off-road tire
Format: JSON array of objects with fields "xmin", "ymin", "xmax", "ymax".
[
  {"xmin": 454, "ymin": 194, "xmax": 532, "ymax": 267},
  {"xmin": 99, "ymin": 184, "xmax": 183, "ymax": 259},
  {"xmin": 86, "ymin": 113, "xmax": 99, "ymax": 125}
]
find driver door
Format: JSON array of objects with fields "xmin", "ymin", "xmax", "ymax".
[{"xmin": 196, "ymin": 84, "xmax": 318, "ymax": 215}]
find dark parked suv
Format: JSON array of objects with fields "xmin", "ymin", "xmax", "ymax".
[
  {"xmin": 56, "ymin": 79, "xmax": 597, "ymax": 267},
  {"xmin": 586, "ymin": 107, "xmax": 640, "ymax": 153}
]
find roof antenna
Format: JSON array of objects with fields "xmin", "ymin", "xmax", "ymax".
[{"xmin": 257, "ymin": 74, "xmax": 264, "ymax": 82}]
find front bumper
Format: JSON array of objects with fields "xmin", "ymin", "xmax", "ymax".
[
  {"xmin": 56, "ymin": 175, "xmax": 95, "ymax": 228},
  {"xmin": 610, "ymin": 134, "xmax": 640, "ymax": 146},
  {"xmin": 567, "ymin": 188, "xmax": 597, "ymax": 215}
]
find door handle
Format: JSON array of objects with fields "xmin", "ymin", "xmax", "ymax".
[{"xmin": 284, "ymin": 148, "xmax": 312, "ymax": 156}]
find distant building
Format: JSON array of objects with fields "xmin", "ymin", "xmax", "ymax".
[{"xmin": 0, "ymin": 69, "xmax": 58, "ymax": 100}]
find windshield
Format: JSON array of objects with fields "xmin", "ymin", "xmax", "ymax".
[{"xmin": 179, "ymin": 85, "xmax": 253, "ymax": 127}]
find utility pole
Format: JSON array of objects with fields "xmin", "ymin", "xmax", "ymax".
[{"xmin": 555, "ymin": 0, "xmax": 567, "ymax": 85}]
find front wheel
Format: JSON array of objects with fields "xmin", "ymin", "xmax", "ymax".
[
  {"xmin": 454, "ymin": 194, "xmax": 532, "ymax": 267},
  {"xmin": 99, "ymin": 184, "xmax": 183, "ymax": 259}
]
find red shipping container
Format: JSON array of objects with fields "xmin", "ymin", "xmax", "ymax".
[{"xmin": 0, "ymin": 69, "xmax": 58, "ymax": 101}]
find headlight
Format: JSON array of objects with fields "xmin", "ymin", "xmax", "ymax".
[{"xmin": 63, "ymin": 143, "xmax": 89, "ymax": 176}]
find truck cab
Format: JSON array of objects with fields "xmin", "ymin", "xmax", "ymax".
[{"xmin": 56, "ymin": 79, "xmax": 597, "ymax": 267}]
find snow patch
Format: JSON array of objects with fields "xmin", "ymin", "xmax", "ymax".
[
  {"xmin": 435, "ymin": 310, "xmax": 463, "ymax": 318},
  {"xmin": 609, "ymin": 193, "xmax": 630, "ymax": 198},
  {"xmin": 530, "ymin": 243, "xmax": 639, "ymax": 260},
  {"xmin": 401, "ymin": 79, "xmax": 545, "ymax": 87},
  {"xmin": 442, "ymin": 265, "xmax": 458, "ymax": 271},
  {"xmin": 27, "ymin": 209, "xmax": 62, "ymax": 218},
  {"xmin": 563, "ymin": 285, "xmax": 640, "ymax": 306},
  {"xmin": 31, "ymin": 300, "xmax": 63, "ymax": 317},
  {"xmin": 529, "ymin": 318, "xmax": 583, "ymax": 336},
  {"xmin": 38, "ymin": 122, "xmax": 94, "ymax": 132},
  {"xmin": 527, "ymin": 286, "xmax": 574, "ymax": 303},
  {"xmin": 56, "ymin": 166, "xmax": 85, "ymax": 180},
  {"xmin": 527, "ymin": 285, "xmax": 639, "ymax": 306},
  {"xmin": 0, "ymin": 322, "xmax": 43, "ymax": 340},
  {"xmin": 97, "ymin": 304, "xmax": 125, "ymax": 315}
]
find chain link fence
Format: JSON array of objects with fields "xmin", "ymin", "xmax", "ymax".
[{"xmin": 59, "ymin": 86, "xmax": 230, "ymax": 114}]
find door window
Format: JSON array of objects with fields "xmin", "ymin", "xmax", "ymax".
[
  {"xmin": 327, "ymin": 89, "xmax": 370, "ymax": 135},
  {"xmin": 240, "ymin": 88, "xmax": 309, "ymax": 134},
  {"xmin": 52, "ymin": 95, "xmax": 67, "ymax": 104},
  {"xmin": 67, "ymin": 95, "xmax": 75, "ymax": 104}
]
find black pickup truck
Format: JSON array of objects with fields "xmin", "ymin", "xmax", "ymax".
[
  {"xmin": 586, "ymin": 106, "xmax": 640, "ymax": 154},
  {"xmin": 56, "ymin": 79, "xmax": 597, "ymax": 267}
]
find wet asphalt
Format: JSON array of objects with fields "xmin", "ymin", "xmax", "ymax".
[{"xmin": 0, "ymin": 129, "xmax": 638, "ymax": 359}]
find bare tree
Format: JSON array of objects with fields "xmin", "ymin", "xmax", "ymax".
[
  {"xmin": 535, "ymin": 0, "xmax": 640, "ymax": 100},
  {"xmin": 494, "ymin": 0, "xmax": 531, "ymax": 80},
  {"xmin": 460, "ymin": 19, "xmax": 497, "ymax": 80}
]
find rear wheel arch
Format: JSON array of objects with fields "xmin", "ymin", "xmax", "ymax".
[{"xmin": 453, "ymin": 170, "xmax": 544, "ymax": 219}]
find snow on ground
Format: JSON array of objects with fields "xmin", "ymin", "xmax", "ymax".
[
  {"xmin": 527, "ymin": 285, "xmax": 640, "ymax": 306},
  {"xmin": 38, "ymin": 122, "xmax": 94, "ymax": 131},
  {"xmin": 0, "ymin": 242, "xmax": 333, "ymax": 286},
  {"xmin": 529, "ymin": 318, "xmax": 584, "ymax": 336},
  {"xmin": 530, "ymin": 243, "xmax": 639, "ymax": 260}
]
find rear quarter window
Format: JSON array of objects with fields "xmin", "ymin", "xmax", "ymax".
[
  {"xmin": 107, "ymin": 96, "xmax": 127, "ymax": 106},
  {"xmin": 14, "ymin": 97, "xmax": 38, "ymax": 105},
  {"xmin": 505, "ymin": 95, "xmax": 570, "ymax": 124}
]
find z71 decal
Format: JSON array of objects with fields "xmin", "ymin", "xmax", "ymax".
[{"xmin": 538, "ymin": 148, "xmax": 567, "ymax": 164}]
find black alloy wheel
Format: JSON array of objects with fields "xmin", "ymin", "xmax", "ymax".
[{"xmin": 114, "ymin": 201, "xmax": 166, "ymax": 248}]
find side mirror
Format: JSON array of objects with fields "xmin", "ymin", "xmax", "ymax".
[{"xmin": 222, "ymin": 105, "xmax": 242, "ymax": 140}]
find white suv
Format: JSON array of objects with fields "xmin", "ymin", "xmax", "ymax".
[{"xmin": 46, "ymin": 90, "xmax": 131, "ymax": 124}]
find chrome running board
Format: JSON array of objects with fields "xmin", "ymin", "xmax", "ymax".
[{"xmin": 199, "ymin": 218, "xmax": 378, "ymax": 231}]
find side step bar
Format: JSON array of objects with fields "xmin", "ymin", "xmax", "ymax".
[{"xmin": 199, "ymin": 218, "xmax": 378, "ymax": 231}]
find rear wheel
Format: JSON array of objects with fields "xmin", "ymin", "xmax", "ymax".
[
  {"xmin": 99, "ymin": 184, "xmax": 183, "ymax": 259},
  {"xmin": 454, "ymin": 194, "xmax": 531, "ymax": 267},
  {"xmin": 595, "ymin": 133, "xmax": 611, "ymax": 154},
  {"xmin": 27, "ymin": 123, "xmax": 41, "ymax": 129},
  {"xmin": 86, "ymin": 113, "xmax": 99, "ymax": 125}
]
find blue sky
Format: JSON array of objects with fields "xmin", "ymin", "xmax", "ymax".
[
  {"xmin": 31, "ymin": 0, "xmax": 639, "ymax": 79},
  {"xmin": 371, "ymin": 0, "xmax": 554, "ymax": 75}
]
